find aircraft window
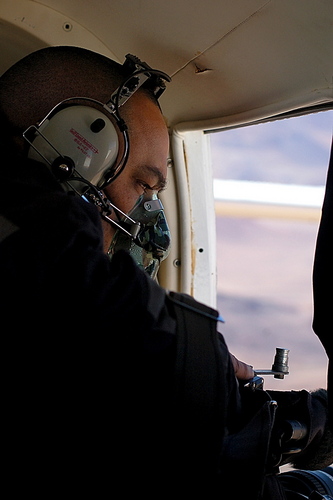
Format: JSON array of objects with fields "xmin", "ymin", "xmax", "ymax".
[{"xmin": 210, "ymin": 110, "xmax": 332, "ymax": 391}]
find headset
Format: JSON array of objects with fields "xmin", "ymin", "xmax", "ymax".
[{"xmin": 23, "ymin": 54, "xmax": 171, "ymax": 199}]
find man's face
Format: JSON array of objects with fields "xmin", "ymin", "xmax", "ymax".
[{"xmin": 102, "ymin": 92, "xmax": 169, "ymax": 252}]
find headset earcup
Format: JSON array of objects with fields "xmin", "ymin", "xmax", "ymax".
[{"xmin": 28, "ymin": 105, "xmax": 119, "ymax": 186}]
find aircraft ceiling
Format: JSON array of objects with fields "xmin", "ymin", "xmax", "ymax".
[{"xmin": 0, "ymin": 0, "xmax": 332, "ymax": 129}]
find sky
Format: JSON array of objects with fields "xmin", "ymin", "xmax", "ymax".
[
  {"xmin": 209, "ymin": 110, "xmax": 332, "ymax": 392},
  {"xmin": 210, "ymin": 110, "xmax": 332, "ymax": 186}
]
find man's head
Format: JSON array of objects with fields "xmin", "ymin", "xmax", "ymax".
[
  {"xmin": 0, "ymin": 46, "xmax": 171, "ymax": 275},
  {"xmin": 0, "ymin": 46, "xmax": 165, "ymax": 145}
]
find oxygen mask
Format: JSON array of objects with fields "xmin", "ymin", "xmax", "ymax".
[{"xmin": 107, "ymin": 192, "xmax": 171, "ymax": 279}]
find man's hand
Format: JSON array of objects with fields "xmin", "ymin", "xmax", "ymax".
[{"xmin": 230, "ymin": 353, "xmax": 254, "ymax": 380}]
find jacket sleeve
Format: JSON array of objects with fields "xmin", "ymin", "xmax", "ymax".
[{"xmin": 312, "ymin": 139, "xmax": 333, "ymax": 428}]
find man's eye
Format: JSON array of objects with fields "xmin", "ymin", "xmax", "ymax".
[
  {"xmin": 137, "ymin": 179, "xmax": 166, "ymax": 193},
  {"xmin": 138, "ymin": 181, "xmax": 153, "ymax": 192}
]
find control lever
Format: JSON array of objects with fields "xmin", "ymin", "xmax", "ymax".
[{"xmin": 255, "ymin": 347, "xmax": 290, "ymax": 379}]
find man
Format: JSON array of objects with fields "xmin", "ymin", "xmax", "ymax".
[
  {"xmin": 0, "ymin": 46, "xmax": 331, "ymax": 497},
  {"xmin": 0, "ymin": 44, "xmax": 252, "ymax": 493}
]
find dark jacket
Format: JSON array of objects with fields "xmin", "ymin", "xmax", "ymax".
[
  {"xmin": 1, "ymin": 153, "xmax": 331, "ymax": 498},
  {"xmin": 0, "ymin": 155, "xmax": 238, "ymax": 495},
  {"xmin": 0, "ymin": 156, "xmax": 175, "ymax": 488}
]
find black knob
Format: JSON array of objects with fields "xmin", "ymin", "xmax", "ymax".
[
  {"xmin": 52, "ymin": 155, "xmax": 75, "ymax": 180},
  {"xmin": 90, "ymin": 118, "xmax": 106, "ymax": 133}
]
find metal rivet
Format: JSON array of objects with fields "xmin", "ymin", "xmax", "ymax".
[{"xmin": 63, "ymin": 22, "xmax": 72, "ymax": 32}]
